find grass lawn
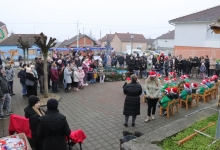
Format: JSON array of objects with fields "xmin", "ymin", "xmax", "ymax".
[{"xmin": 159, "ymin": 114, "xmax": 220, "ymax": 150}]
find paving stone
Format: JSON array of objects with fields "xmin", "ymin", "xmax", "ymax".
[{"xmin": 1, "ymin": 72, "xmax": 218, "ymax": 150}]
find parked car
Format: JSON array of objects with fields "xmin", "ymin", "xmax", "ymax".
[
  {"xmin": 126, "ymin": 49, "xmax": 143, "ymax": 56},
  {"xmin": 144, "ymin": 50, "xmax": 159, "ymax": 55},
  {"xmin": 116, "ymin": 52, "xmax": 126, "ymax": 57}
]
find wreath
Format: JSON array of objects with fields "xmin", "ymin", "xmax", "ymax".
[{"xmin": 0, "ymin": 29, "xmax": 5, "ymax": 39}]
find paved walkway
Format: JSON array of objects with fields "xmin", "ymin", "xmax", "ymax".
[{"xmin": 0, "ymin": 73, "xmax": 218, "ymax": 150}]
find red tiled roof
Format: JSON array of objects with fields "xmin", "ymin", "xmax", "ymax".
[
  {"xmin": 156, "ymin": 30, "xmax": 175, "ymax": 39},
  {"xmin": 169, "ymin": 5, "xmax": 220, "ymax": 23},
  {"xmin": 99, "ymin": 34, "xmax": 115, "ymax": 42}
]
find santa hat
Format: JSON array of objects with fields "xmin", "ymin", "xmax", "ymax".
[
  {"xmin": 213, "ymin": 75, "xmax": 218, "ymax": 79},
  {"xmin": 184, "ymin": 74, "xmax": 189, "ymax": 78},
  {"xmin": 149, "ymin": 71, "xmax": 156, "ymax": 77},
  {"xmin": 205, "ymin": 78, "xmax": 210, "ymax": 83},
  {"xmin": 210, "ymin": 78, "xmax": 214, "ymax": 82},
  {"xmin": 165, "ymin": 88, "xmax": 171, "ymax": 94},
  {"xmin": 126, "ymin": 77, "xmax": 131, "ymax": 81},
  {"xmin": 164, "ymin": 77, "xmax": 170, "ymax": 83},
  {"xmin": 191, "ymin": 83, "xmax": 198, "ymax": 88},
  {"xmin": 201, "ymin": 80, "xmax": 207, "ymax": 85},
  {"xmin": 171, "ymin": 87, "xmax": 178, "ymax": 94},
  {"xmin": 169, "ymin": 72, "xmax": 174, "ymax": 76},
  {"xmin": 157, "ymin": 74, "xmax": 161, "ymax": 78},
  {"xmin": 172, "ymin": 78, "xmax": 177, "ymax": 82},
  {"xmin": 180, "ymin": 76, "xmax": 185, "ymax": 80},
  {"xmin": 184, "ymin": 83, "xmax": 190, "ymax": 89}
]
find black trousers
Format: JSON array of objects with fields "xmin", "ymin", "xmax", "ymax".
[
  {"xmin": 147, "ymin": 97, "xmax": 159, "ymax": 116},
  {"xmin": 52, "ymin": 82, "xmax": 58, "ymax": 92}
]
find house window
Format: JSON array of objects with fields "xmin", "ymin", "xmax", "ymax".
[
  {"xmin": 28, "ymin": 49, "xmax": 36, "ymax": 55},
  {"xmin": 136, "ymin": 44, "xmax": 142, "ymax": 50},
  {"xmin": 206, "ymin": 26, "xmax": 220, "ymax": 40}
]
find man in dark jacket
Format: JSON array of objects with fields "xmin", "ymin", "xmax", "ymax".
[
  {"xmin": 118, "ymin": 54, "xmax": 125, "ymax": 68},
  {"xmin": 37, "ymin": 99, "xmax": 71, "ymax": 150},
  {"xmin": 18, "ymin": 64, "xmax": 27, "ymax": 96},
  {"xmin": 191, "ymin": 57, "xmax": 199, "ymax": 78},
  {"xmin": 47, "ymin": 57, "xmax": 52, "ymax": 89},
  {"xmin": 74, "ymin": 56, "xmax": 81, "ymax": 68},
  {"xmin": 127, "ymin": 57, "xmax": 135, "ymax": 75},
  {"xmin": 0, "ymin": 68, "xmax": 13, "ymax": 119},
  {"xmin": 35, "ymin": 58, "xmax": 44, "ymax": 94}
]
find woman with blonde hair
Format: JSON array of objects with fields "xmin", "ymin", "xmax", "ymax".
[{"xmin": 145, "ymin": 71, "xmax": 161, "ymax": 122}]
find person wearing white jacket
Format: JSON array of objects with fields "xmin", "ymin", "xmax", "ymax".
[
  {"xmin": 73, "ymin": 67, "xmax": 80, "ymax": 91},
  {"xmin": 63, "ymin": 64, "xmax": 72, "ymax": 93}
]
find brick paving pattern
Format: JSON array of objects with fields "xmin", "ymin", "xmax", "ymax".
[{"xmin": 0, "ymin": 72, "xmax": 217, "ymax": 150}]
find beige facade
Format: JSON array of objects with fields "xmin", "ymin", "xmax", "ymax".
[
  {"xmin": 121, "ymin": 42, "xmax": 147, "ymax": 52},
  {"xmin": 100, "ymin": 34, "xmax": 147, "ymax": 52},
  {"xmin": 0, "ymin": 26, "xmax": 8, "ymax": 43}
]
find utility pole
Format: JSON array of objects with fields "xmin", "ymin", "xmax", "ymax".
[
  {"xmin": 83, "ymin": 28, "xmax": 84, "ymax": 34},
  {"xmin": 100, "ymin": 30, "xmax": 101, "ymax": 39},
  {"xmin": 90, "ymin": 30, "xmax": 91, "ymax": 37},
  {"xmin": 74, "ymin": 20, "xmax": 81, "ymax": 48}
]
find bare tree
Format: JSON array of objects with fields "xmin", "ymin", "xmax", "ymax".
[
  {"xmin": 17, "ymin": 36, "xmax": 31, "ymax": 64},
  {"xmin": 34, "ymin": 33, "xmax": 56, "ymax": 98}
]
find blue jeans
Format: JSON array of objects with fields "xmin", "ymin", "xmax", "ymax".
[
  {"xmin": 0, "ymin": 93, "xmax": 11, "ymax": 116},
  {"xmin": 22, "ymin": 83, "xmax": 27, "ymax": 95},
  {"xmin": 8, "ymin": 81, "xmax": 14, "ymax": 94},
  {"xmin": 142, "ymin": 70, "xmax": 146, "ymax": 77},
  {"xmin": 134, "ymin": 70, "xmax": 139, "ymax": 76}
]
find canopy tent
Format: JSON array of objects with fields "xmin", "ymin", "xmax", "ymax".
[{"xmin": 37, "ymin": 47, "xmax": 113, "ymax": 51}]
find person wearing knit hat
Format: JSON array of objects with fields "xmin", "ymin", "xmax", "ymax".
[
  {"xmin": 212, "ymin": 75, "xmax": 219, "ymax": 83},
  {"xmin": 191, "ymin": 83, "xmax": 198, "ymax": 94},
  {"xmin": 24, "ymin": 95, "xmax": 45, "ymax": 150},
  {"xmin": 170, "ymin": 78, "xmax": 178, "ymax": 87},
  {"xmin": 183, "ymin": 74, "xmax": 190, "ymax": 83},
  {"xmin": 196, "ymin": 80, "xmax": 209, "ymax": 94},
  {"xmin": 37, "ymin": 99, "xmax": 71, "ymax": 150},
  {"xmin": 26, "ymin": 67, "xmax": 38, "ymax": 97},
  {"xmin": 161, "ymin": 77, "xmax": 171, "ymax": 92},
  {"xmin": 171, "ymin": 87, "xmax": 179, "ymax": 100},
  {"xmin": 209, "ymin": 77, "xmax": 215, "ymax": 88},
  {"xmin": 145, "ymin": 70, "xmax": 161, "ymax": 122},
  {"xmin": 158, "ymin": 88, "xmax": 173, "ymax": 115},
  {"xmin": 179, "ymin": 83, "xmax": 192, "ymax": 101},
  {"xmin": 177, "ymin": 75, "xmax": 186, "ymax": 89},
  {"xmin": 168, "ymin": 71, "xmax": 174, "ymax": 80}
]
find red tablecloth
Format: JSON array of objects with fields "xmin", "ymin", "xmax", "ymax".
[
  {"xmin": 8, "ymin": 114, "xmax": 86, "ymax": 143},
  {"xmin": 8, "ymin": 114, "xmax": 32, "ymax": 138}
]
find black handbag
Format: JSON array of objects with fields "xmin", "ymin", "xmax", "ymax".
[{"xmin": 25, "ymin": 79, "xmax": 34, "ymax": 86}]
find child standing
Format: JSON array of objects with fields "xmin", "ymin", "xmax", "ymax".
[
  {"xmin": 78, "ymin": 67, "xmax": 85, "ymax": 89},
  {"xmin": 93, "ymin": 69, "xmax": 98, "ymax": 83},
  {"xmin": 98, "ymin": 63, "xmax": 105, "ymax": 83},
  {"xmin": 200, "ymin": 63, "xmax": 206, "ymax": 79},
  {"xmin": 73, "ymin": 67, "xmax": 79, "ymax": 91}
]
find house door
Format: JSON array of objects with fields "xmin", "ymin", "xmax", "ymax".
[{"xmin": 126, "ymin": 44, "xmax": 131, "ymax": 50}]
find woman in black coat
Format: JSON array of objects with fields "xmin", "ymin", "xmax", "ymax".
[
  {"xmin": 26, "ymin": 67, "xmax": 38, "ymax": 97},
  {"xmin": 128, "ymin": 57, "xmax": 135, "ymax": 75},
  {"xmin": 37, "ymin": 99, "xmax": 71, "ymax": 150},
  {"xmin": 123, "ymin": 74, "xmax": 142, "ymax": 127},
  {"xmin": 24, "ymin": 96, "xmax": 45, "ymax": 150}
]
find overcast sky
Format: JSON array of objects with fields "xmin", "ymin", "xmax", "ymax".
[{"xmin": 1, "ymin": 0, "xmax": 220, "ymax": 42}]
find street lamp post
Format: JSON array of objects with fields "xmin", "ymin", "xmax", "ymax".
[
  {"xmin": 131, "ymin": 34, "xmax": 134, "ymax": 55},
  {"xmin": 105, "ymin": 35, "xmax": 111, "ymax": 69}
]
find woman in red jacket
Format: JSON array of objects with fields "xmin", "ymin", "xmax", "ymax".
[{"xmin": 50, "ymin": 62, "xmax": 59, "ymax": 93}]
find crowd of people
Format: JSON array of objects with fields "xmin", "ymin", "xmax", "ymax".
[{"xmin": 122, "ymin": 69, "xmax": 219, "ymax": 127}]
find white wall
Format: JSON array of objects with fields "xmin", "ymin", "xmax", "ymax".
[
  {"xmin": 175, "ymin": 22, "xmax": 220, "ymax": 48},
  {"xmin": 157, "ymin": 39, "xmax": 174, "ymax": 48}
]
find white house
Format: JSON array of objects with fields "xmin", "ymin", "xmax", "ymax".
[
  {"xmin": 154, "ymin": 30, "xmax": 175, "ymax": 51},
  {"xmin": 169, "ymin": 5, "xmax": 220, "ymax": 58}
]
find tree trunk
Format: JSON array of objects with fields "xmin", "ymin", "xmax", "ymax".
[
  {"xmin": 26, "ymin": 49, "xmax": 29, "ymax": 64},
  {"xmin": 43, "ymin": 53, "xmax": 49, "ymax": 98},
  {"xmin": 23, "ymin": 49, "xmax": 26, "ymax": 64}
]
